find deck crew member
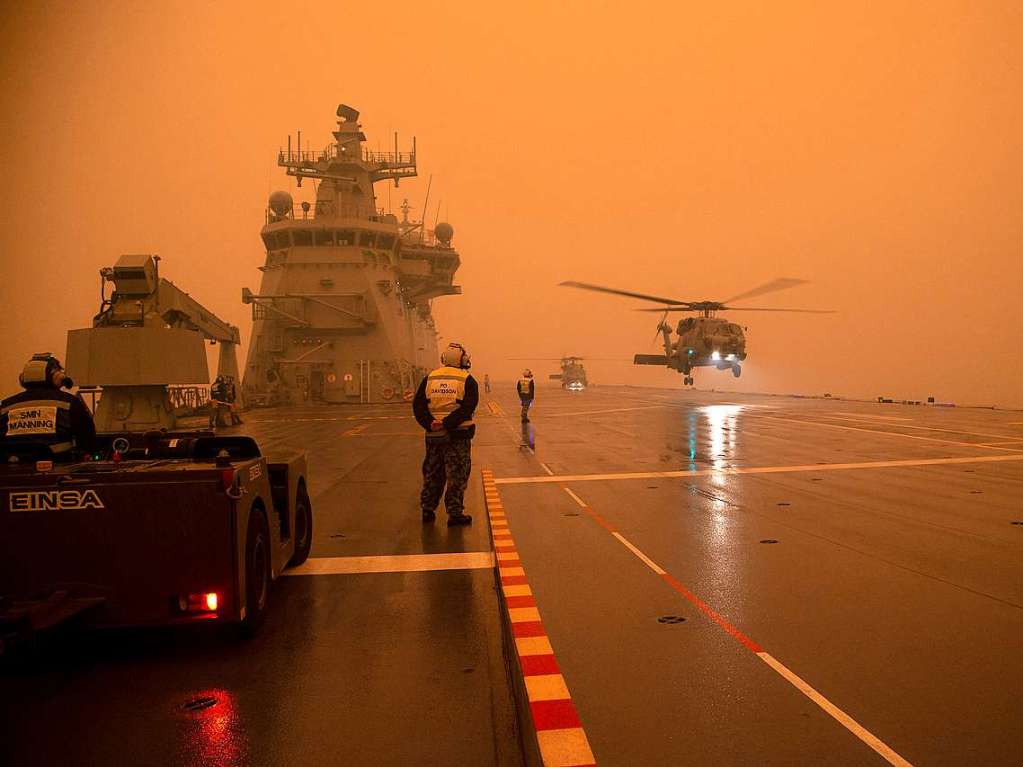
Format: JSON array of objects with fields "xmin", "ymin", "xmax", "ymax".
[
  {"xmin": 209, "ymin": 375, "xmax": 229, "ymax": 429},
  {"xmin": 413, "ymin": 342, "xmax": 478, "ymax": 526},
  {"xmin": 483, "ymin": 373, "xmax": 491, "ymax": 394},
  {"xmin": 225, "ymin": 375, "xmax": 243, "ymax": 425},
  {"xmin": 0, "ymin": 353, "xmax": 96, "ymax": 460},
  {"xmin": 517, "ymin": 369, "xmax": 535, "ymax": 423}
]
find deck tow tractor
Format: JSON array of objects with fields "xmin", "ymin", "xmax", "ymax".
[{"xmin": 0, "ymin": 256, "xmax": 313, "ymax": 654}]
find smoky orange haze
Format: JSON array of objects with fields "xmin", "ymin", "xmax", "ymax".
[{"xmin": 1, "ymin": 1, "xmax": 1021, "ymax": 407}]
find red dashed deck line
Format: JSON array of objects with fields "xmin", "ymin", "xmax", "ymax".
[
  {"xmin": 482, "ymin": 469, "xmax": 597, "ymax": 767},
  {"xmin": 561, "ymin": 485, "xmax": 913, "ymax": 767}
]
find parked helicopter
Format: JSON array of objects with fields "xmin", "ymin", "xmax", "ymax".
[
  {"xmin": 510, "ymin": 356, "xmax": 590, "ymax": 390},
  {"xmin": 559, "ymin": 278, "xmax": 833, "ymax": 386}
]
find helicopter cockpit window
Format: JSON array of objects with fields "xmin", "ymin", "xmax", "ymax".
[
  {"xmin": 314, "ymin": 229, "xmax": 334, "ymax": 247},
  {"xmin": 679, "ymin": 318, "xmax": 696, "ymax": 332},
  {"xmin": 292, "ymin": 229, "xmax": 313, "ymax": 247},
  {"xmin": 727, "ymin": 323, "xmax": 742, "ymax": 334}
]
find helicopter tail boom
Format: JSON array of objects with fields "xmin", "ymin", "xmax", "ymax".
[{"xmin": 634, "ymin": 354, "xmax": 669, "ymax": 366}]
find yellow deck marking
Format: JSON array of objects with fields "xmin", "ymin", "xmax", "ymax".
[
  {"xmin": 545, "ymin": 404, "xmax": 671, "ymax": 418},
  {"xmin": 756, "ymin": 414, "xmax": 1020, "ymax": 451},
  {"xmin": 508, "ymin": 606, "xmax": 542, "ymax": 622},
  {"xmin": 495, "ymin": 453, "xmax": 1023, "ymax": 485},
  {"xmin": 525, "ymin": 674, "xmax": 572, "ymax": 702},
  {"xmin": 286, "ymin": 552, "xmax": 494, "ymax": 576},
  {"xmin": 343, "ymin": 424, "xmax": 370, "ymax": 436},
  {"xmin": 536, "ymin": 729, "xmax": 597, "ymax": 766},
  {"xmin": 515, "ymin": 635, "xmax": 555, "ymax": 656},
  {"xmin": 817, "ymin": 414, "xmax": 1023, "ymax": 441}
]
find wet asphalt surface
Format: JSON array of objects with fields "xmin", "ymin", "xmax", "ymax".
[{"xmin": 3, "ymin": 385, "xmax": 1022, "ymax": 766}]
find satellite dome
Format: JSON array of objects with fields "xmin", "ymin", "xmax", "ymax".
[
  {"xmin": 268, "ymin": 190, "xmax": 293, "ymax": 217},
  {"xmin": 434, "ymin": 222, "xmax": 454, "ymax": 244}
]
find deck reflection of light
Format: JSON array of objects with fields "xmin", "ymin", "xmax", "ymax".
[{"xmin": 701, "ymin": 404, "xmax": 741, "ymax": 488}]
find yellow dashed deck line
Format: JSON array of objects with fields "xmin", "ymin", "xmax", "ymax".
[
  {"xmin": 536, "ymin": 729, "xmax": 597, "ymax": 767},
  {"xmin": 515, "ymin": 635, "xmax": 555, "ymax": 656},
  {"xmin": 525, "ymin": 674, "xmax": 572, "ymax": 702},
  {"xmin": 483, "ymin": 469, "xmax": 597, "ymax": 766}
]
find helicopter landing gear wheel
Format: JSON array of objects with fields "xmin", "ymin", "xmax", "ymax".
[
  {"xmin": 732, "ymin": 365, "xmax": 742, "ymax": 378},
  {"xmin": 683, "ymin": 376, "xmax": 693, "ymax": 386}
]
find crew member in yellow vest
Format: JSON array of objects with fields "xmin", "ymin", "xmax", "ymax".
[
  {"xmin": 0, "ymin": 353, "xmax": 96, "ymax": 461},
  {"xmin": 517, "ymin": 369, "xmax": 535, "ymax": 423},
  {"xmin": 412, "ymin": 342, "xmax": 479, "ymax": 525}
]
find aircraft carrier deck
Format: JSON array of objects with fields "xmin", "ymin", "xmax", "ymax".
[{"xmin": 3, "ymin": 385, "xmax": 1021, "ymax": 766}]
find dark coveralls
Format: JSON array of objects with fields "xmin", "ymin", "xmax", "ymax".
[
  {"xmin": 0, "ymin": 385, "xmax": 97, "ymax": 460},
  {"xmin": 413, "ymin": 370, "xmax": 479, "ymax": 518}
]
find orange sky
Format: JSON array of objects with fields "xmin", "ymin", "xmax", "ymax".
[{"xmin": 1, "ymin": 1, "xmax": 1021, "ymax": 406}]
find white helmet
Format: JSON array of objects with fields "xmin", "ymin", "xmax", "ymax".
[
  {"xmin": 441, "ymin": 342, "xmax": 471, "ymax": 369},
  {"xmin": 522, "ymin": 369, "xmax": 533, "ymax": 378}
]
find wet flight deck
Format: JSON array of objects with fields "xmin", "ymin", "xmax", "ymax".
[{"xmin": 3, "ymin": 385, "xmax": 1021, "ymax": 766}]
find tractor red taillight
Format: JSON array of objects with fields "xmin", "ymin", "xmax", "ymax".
[{"xmin": 221, "ymin": 469, "xmax": 236, "ymax": 492}]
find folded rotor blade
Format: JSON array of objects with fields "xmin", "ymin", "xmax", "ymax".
[
  {"xmin": 560, "ymin": 281, "xmax": 694, "ymax": 307},
  {"xmin": 722, "ymin": 278, "xmax": 808, "ymax": 305}
]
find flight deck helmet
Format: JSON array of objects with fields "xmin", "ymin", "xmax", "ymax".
[
  {"xmin": 441, "ymin": 342, "xmax": 471, "ymax": 370},
  {"xmin": 19, "ymin": 353, "xmax": 65, "ymax": 389},
  {"xmin": 522, "ymin": 369, "xmax": 533, "ymax": 378}
]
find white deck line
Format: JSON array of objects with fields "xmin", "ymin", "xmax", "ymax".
[
  {"xmin": 493, "ymin": 453, "xmax": 1023, "ymax": 485},
  {"xmin": 285, "ymin": 552, "xmax": 495, "ymax": 576}
]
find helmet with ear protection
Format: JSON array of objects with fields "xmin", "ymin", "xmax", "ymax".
[
  {"xmin": 19, "ymin": 353, "xmax": 63, "ymax": 388},
  {"xmin": 440, "ymin": 342, "xmax": 471, "ymax": 369}
]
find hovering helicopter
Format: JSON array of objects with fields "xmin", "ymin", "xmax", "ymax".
[
  {"xmin": 510, "ymin": 356, "xmax": 590, "ymax": 390},
  {"xmin": 559, "ymin": 278, "xmax": 833, "ymax": 386}
]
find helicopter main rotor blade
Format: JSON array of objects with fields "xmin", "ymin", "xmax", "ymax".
[
  {"xmin": 560, "ymin": 281, "xmax": 695, "ymax": 307},
  {"xmin": 635, "ymin": 306, "xmax": 834, "ymax": 313},
  {"xmin": 720, "ymin": 306, "xmax": 835, "ymax": 313},
  {"xmin": 721, "ymin": 278, "xmax": 808, "ymax": 305}
]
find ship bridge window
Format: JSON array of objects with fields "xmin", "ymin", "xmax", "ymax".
[
  {"xmin": 358, "ymin": 230, "xmax": 377, "ymax": 248},
  {"xmin": 314, "ymin": 229, "xmax": 334, "ymax": 246},
  {"xmin": 261, "ymin": 233, "xmax": 274, "ymax": 250},
  {"xmin": 273, "ymin": 231, "xmax": 292, "ymax": 249},
  {"xmin": 336, "ymin": 230, "xmax": 355, "ymax": 246},
  {"xmin": 377, "ymin": 234, "xmax": 395, "ymax": 250},
  {"xmin": 292, "ymin": 229, "xmax": 313, "ymax": 247}
]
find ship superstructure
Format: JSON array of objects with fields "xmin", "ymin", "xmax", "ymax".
[{"xmin": 242, "ymin": 104, "xmax": 461, "ymax": 405}]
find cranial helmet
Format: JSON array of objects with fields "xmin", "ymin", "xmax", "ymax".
[
  {"xmin": 19, "ymin": 353, "xmax": 63, "ymax": 388},
  {"xmin": 523, "ymin": 369, "xmax": 533, "ymax": 378},
  {"xmin": 440, "ymin": 342, "xmax": 471, "ymax": 369}
]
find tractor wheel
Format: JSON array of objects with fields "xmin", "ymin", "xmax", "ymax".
[
  {"xmin": 289, "ymin": 487, "xmax": 313, "ymax": 567},
  {"xmin": 240, "ymin": 507, "xmax": 271, "ymax": 636}
]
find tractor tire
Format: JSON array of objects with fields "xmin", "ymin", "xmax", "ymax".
[
  {"xmin": 240, "ymin": 508, "xmax": 271, "ymax": 636},
  {"xmin": 288, "ymin": 487, "xmax": 313, "ymax": 567}
]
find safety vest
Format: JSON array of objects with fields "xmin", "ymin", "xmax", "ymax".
[
  {"xmin": 1, "ymin": 396, "xmax": 74, "ymax": 456},
  {"xmin": 517, "ymin": 378, "xmax": 532, "ymax": 397},
  {"xmin": 425, "ymin": 366, "xmax": 474, "ymax": 432}
]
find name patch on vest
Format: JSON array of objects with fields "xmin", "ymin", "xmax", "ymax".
[
  {"xmin": 9, "ymin": 489, "xmax": 106, "ymax": 512},
  {"xmin": 5, "ymin": 405, "xmax": 58, "ymax": 436}
]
